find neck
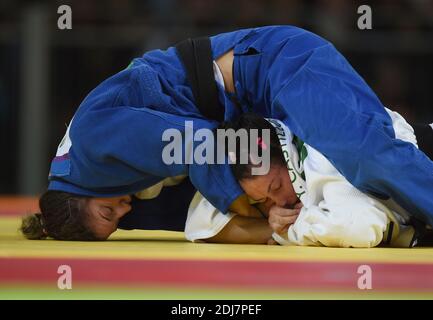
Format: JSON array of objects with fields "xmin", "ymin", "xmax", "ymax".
[{"xmin": 215, "ymin": 49, "xmax": 235, "ymax": 94}]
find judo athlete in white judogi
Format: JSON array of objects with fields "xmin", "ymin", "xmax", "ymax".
[{"xmin": 184, "ymin": 110, "xmax": 422, "ymax": 248}]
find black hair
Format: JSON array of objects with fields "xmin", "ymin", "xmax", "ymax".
[
  {"xmin": 20, "ymin": 191, "xmax": 98, "ymax": 241},
  {"xmin": 217, "ymin": 113, "xmax": 285, "ymax": 180}
]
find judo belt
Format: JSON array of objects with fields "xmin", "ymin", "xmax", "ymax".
[{"xmin": 175, "ymin": 37, "xmax": 225, "ymax": 122}]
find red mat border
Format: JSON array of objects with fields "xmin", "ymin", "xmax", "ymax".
[{"xmin": 1, "ymin": 257, "xmax": 433, "ymax": 291}]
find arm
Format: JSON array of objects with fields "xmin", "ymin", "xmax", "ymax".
[
  {"xmin": 204, "ymin": 215, "xmax": 272, "ymax": 244},
  {"xmin": 185, "ymin": 192, "xmax": 271, "ymax": 244},
  {"xmin": 67, "ymin": 105, "xmax": 244, "ymax": 213},
  {"xmin": 270, "ymin": 43, "xmax": 433, "ymax": 227}
]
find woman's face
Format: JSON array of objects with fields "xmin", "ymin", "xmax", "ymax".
[
  {"xmin": 86, "ymin": 195, "xmax": 132, "ymax": 240},
  {"xmin": 239, "ymin": 163, "xmax": 299, "ymax": 209}
]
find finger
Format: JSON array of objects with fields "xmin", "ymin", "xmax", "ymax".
[
  {"xmin": 269, "ymin": 214, "xmax": 299, "ymax": 233},
  {"xmin": 270, "ymin": 222, "xmax": 285, "ymax": 234},
  {"xmin": 270, "ymin": 206, "xmax": 301, "ymax": 217},
  {"xmin": 281, "ymin": 216, "xmax": 298, "ymax": 233},
  {"xmin": 268, "ymin": 211, "xmax": 298, "ymax": 227},
  {"xmin": 279, "ymin": 214, "xmax": 298, "ymax": 226},
  {"xmin": 268, "ymin": 218, "xmax": 284, "ymax": 232}
]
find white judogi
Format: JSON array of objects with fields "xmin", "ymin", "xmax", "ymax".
[{"xmin": 185, "ymin": 108, "xmax": 419, "ymax": 248}]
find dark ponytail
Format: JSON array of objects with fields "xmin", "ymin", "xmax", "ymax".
[
  {"xmin": 21, "ymin": 213, "xmax": 47, "ymax": 240},
  {"xmin": 20, "ymin": 191, "xmax": 98, "ymax": 241}
]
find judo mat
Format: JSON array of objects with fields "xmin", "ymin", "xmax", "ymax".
[{"xmin": 1, "ymin": 197, "xmax": 433, "ymax": 300}]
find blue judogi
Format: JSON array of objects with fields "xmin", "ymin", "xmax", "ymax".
[{"xmin": 48, "ymin": 26, "xmax": 433, "ymax": 226}]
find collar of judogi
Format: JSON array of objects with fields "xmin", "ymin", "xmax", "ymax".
[{"xmin": 265, "ymin": 118, "xmax": 307, "ymax": 203}]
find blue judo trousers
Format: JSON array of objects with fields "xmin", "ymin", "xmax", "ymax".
[{"xmin": 48, "ymin": 26, "xmax": 433, "ymax": 227}]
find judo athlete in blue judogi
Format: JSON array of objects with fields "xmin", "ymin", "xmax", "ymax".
[{"xmin": 20, "ymin": 26, "xmax": 433, "ymax": 242}]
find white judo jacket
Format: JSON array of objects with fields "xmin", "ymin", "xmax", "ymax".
[{"xmin": 185, "ymin": 108, "xmax": 419, "ymax": 248}]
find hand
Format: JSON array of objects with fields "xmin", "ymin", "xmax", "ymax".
[{"xmin": 268, "ymin": 203, "xmax": 303, "ymax": 234}]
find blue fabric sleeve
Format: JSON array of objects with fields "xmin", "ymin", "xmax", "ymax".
[
  {"xmin": 271, "ymin": 44, "xmax": 433, "ymax": 226},
  {"xmin": 71, "ymin": 106, "xmax": 243, "ymax": 213}
]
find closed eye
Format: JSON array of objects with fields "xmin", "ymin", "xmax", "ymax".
[{"xmin": 101, "ymin": 206, "xmax": 114, "ymax": 221}]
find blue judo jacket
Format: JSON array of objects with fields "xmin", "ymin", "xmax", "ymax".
[{"xmin": 48, "ymin": 26, "xmax": 433, "ymax": 226}]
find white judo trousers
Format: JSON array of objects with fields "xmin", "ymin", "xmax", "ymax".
[{"xmin": 185, "ymin": 108, "xmax": 419, "ymax": 248}]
